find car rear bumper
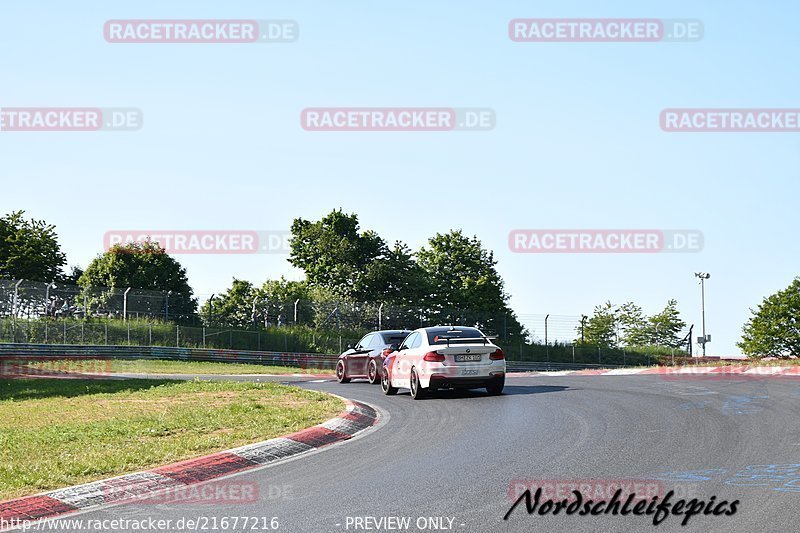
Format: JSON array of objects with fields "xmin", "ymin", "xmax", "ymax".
[{"xmin": 427, "ymin": 371, "xmax": 505, "ymax": 390}]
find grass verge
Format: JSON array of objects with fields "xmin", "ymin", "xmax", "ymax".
[{"xmin": 0, "ymin": 378, "xmax": 343, "ymax": 500}]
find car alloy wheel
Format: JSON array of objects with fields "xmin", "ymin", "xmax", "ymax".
[
  {"xmin": 367, "ymin": 359, "xmax": 379, "ymax": 384},
  {"xmin": 382, "ymin": 367, "xmax": 397, "ymax": 395},
  {"xmin": 336, "ymin": 360, "xmax": 350, "ymax": 383},
  {"xmin": 410, "ymin": 368, "xmax": 425, "ymax": 400}
]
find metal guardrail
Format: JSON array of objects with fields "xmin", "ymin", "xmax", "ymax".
[
  {"xmin": 505, "ymin": 361, "xmax": 624, "ymax": 372},
  {"xmin": 0, "ymin": 343, "xmax": 340, "ymax": 371}
]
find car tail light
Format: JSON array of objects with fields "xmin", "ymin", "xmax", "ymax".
[
  {"xmin": 424, "ymin": 351, "xmax": 445, "ymax": 362},
  {"xmin": 490, "ymin": 348, "xmax": 505, "ymax": 360}
]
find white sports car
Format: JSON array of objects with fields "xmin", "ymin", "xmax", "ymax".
[{"xmin": 381, "ymin": 326, "xmax": 506, "ymax": 399}]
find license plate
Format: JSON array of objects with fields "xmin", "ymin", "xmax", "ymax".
[
  {"xmin": 463, "ymin": 369, "xmax": 479, "ymax": 375},
  {"xmin": 455, "ymin": 354, "xmax": 482, "ymax": 362}
]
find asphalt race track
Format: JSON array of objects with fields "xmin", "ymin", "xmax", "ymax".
[{"xmin": 41, "ymin": 373, "xmax": 800, "ymax": 533}]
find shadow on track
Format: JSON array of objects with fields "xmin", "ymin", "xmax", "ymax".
[{"xmin": 395, "ymin": 385, "xmax": 569, "ymax": 399}]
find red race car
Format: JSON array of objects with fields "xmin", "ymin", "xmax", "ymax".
[{"xmin": 336, "ymin": 329, "xmax": 411, "ymax": 384}]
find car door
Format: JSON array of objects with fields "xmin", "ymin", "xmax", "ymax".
[
  {"xmin": 348, "ymin": 333, "xmax": 373, "ymax": 376},
  {"xmin": 392, "ymin": 332, "xmax": 420, "ymax": 389}
]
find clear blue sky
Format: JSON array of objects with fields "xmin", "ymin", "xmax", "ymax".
[{"xmin": 2, "ymin": 1, "xmax": 798, "ymax": 356}]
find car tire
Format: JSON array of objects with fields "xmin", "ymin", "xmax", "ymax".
[
  {"xmin": 367, "ymin": 359, "xmax": 380, "ymax": 385},
  {"xmin": 336, "ymin": 360, "xmax": 350, "ymax": 383},
  {"xmin": 381, "ymin": 367, "xmax": 397, "ymax": 395},
  {"xmin": 486, "ymin": 376, "xmax": 505, "ymax": 396},
  {"xmin": 410, "ymin": 368, "xmax": 426, "ymax": 400}
]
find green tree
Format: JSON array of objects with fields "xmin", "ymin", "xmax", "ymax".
[
  {"xmin": 362, "ymin": 241, "xmax": 428, "ymax": 307},
  {"xmin": 201, "ymin": 279, "xmax": 256, "ymax": 328},
  {"xmin": 648, "ymin": 299, "xmax": 687, "ymax": 348},
  {"xmin": 416, "ymin": 230, "xmax": 524, "ymax": 339},
  {"xmin": 289, "ymin": 209, "xmax": 386, "ymax": 301},
  {"xmin": 739, "ymin": 278, "xmax": 800, "ymax": 358},
  {"xmin": 579, "ymin": 301, "xmax": 618, "ymax": 347},
  {"xmin": 79, "ymin": 241, "xmax": 197, "ymax": 320},
  {"xmin": 617, "ymin": 302, "xmax": 649, "ymax": 346},
  {"xmin": 201, "ymin": 277, "xmax": 316, "ymax": 328},
  {"xmin": 0, "ymin": 210, "xmax": 66, "ymax": 282},
  {"xmin": 579, "ymin": 299, "xmax": 687, "ymax": 349},
  {"xmin": 259, "ymin": 277, "xmax": 312, "ymax": 324},
  {"xmin": 288, "ymin": 211, "xmax": 525, "ymax": 338}
]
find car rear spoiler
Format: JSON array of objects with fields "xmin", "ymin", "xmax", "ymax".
[{"xmin": 434, "ymin": 334, "xmax": 497, "ymax": 346}]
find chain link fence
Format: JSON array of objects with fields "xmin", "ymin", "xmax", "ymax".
[
  {"xmin": 0, "ymin": 278, "xmax": 691, "ymax": 365},
  {"xmin": 0, "ymin": 279, "xmax": 196, "ymax": 322}
]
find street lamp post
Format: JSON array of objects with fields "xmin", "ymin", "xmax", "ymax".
[{"xmin": 694, "ymin": 272, "xmax": 711, "ymax": 356}]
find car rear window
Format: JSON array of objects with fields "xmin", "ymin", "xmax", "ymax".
[
  {"xmin": 426, "ymin": 328, "xmax": 485, "ymax": 345},
  {"xmin": 382, "ymin": 334, "xmax": 409, "ymax": 345}
]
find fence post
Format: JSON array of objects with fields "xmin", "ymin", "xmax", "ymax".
[
  {"xmin": 165, "ymin": 291, "xmax": 171, "ymax": 321},
  {"xmin": 105, "ymin": 323, "xmax": 108, "ymax": 345},
  {"xmin": 127, "ymin": 321, "xmax": 130, "ymax": 344},
  {"xmin": 544, "ymin": 314, "xmax": 549, "ymax": 351},
  {"xmin": 12, "ymin": 280, "xmax": 22, "ymax": 318},
  {"xmin": 12, "ymin": 280, "xmax": 23, "ymax": 339},
  {"xmin": 294, "ymin": 299, "xmax": 299, "ymax": 323},
  {"xmin": 572, "ymin": 344, "xmax": 575, "ymax": 363},
  {"xmin": 149, "ymin": 323, "xmax": 153, "ymax": 345},
  {"xmin": 44, "ymin": 282, "xmax": 51, "ymax": 317},
  {"xmin": 598, "ymin": 346, "xmax": 601, "ymax": 364},
  {"xmin": 44, "ymin": 282, "xmax": 52, "ymax": 343},
  {"xmin": 203, "ymin": 327, "xmax": 206, "ymax": 348},
  {"xmin": 257, "ymin": 331, "xmax": 260, "ymax": 351},
  {"xmin": 123, "ymin": 287, "xmax": 132, "ymax": 321},
  {"xmin": 63, "ymin": 320, "xmax": 66, "ymax": 344},
  {"xmin": 581, "ymin": 315, "xmax": 587, "ymax": 344},
  {"xmin": 81, "ymin": 322, "xmax": 84, "ymax": 344},
  {"xmin": 378, "ymin": 303, "xmax": 383, "ymax": 330},
  {"xmin": 176, "ymin": 325, "xmax": 179, "ymax": 347}
]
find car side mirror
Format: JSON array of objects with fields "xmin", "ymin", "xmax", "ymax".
[
  {"xmin": 390, "ymin": 343, "xmax": 399, "ymax": 351},
  {"xmin": 347, "ymin": 344, "xmax": 354, "ymax": 350}
]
